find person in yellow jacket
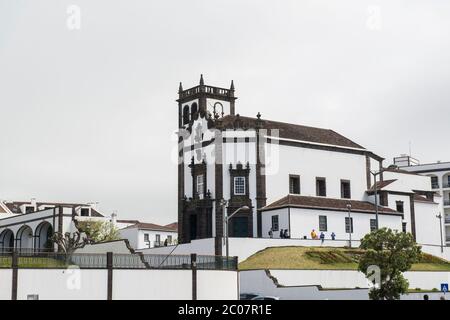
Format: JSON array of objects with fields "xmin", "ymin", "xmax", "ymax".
[{"xmin": 310, "ymin": 229, "xmax": 317, "ymax": 239}]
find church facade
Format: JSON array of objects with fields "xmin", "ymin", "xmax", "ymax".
[{"xmin": 177, "ymin": 76, "xmax": 441, "ymax": 254}]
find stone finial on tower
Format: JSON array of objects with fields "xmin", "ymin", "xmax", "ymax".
[
  {"xmin": 199, "ymin": 74, "xmax": 204, "ymax": 86},
  {"xmin": 230, "ymin": 80, "xmax": 235, "ymax": 91},
  {"xmin": 178, "ymin": 82, "xmax": 183, "ymax": 94}
]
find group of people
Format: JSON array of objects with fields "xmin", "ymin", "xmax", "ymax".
[
  {"xmin": 310, "ymin": 229, "xmax": 336, "ymax": 243},
  {"xmin": 268, "ymin": 228, "xmax": 290, "ymax": 238},
  {"xmin": 268, "ymin": 228, "xmax": 338, "ymax": 241}
]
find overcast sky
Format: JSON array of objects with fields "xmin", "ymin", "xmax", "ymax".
[{"xmin": 1, "ymin": 0, "xmax": 449, "ymax": 224}]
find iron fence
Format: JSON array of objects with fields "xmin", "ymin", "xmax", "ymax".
[{"xmin": 0, "ymin": 250, "xmax": 237, "ymax": 271}]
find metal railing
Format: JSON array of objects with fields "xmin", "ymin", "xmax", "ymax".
[
  {"xmin": 0, "ymin": 250, "xmax": 237, "ymax": 271},
  {"xmin": 444, "ymin": 200, "xmax": 450, "ymax": 206},
  {"xmin": 443, "ymin": 182, "xmax": 450, "ymax": 189},
  {"xmin": 432, "ymin": 183, "xmax": 440, "ymax": 189},
  {"xmin": 445, "ymin": 216, "xmax": 450, "ymax": 224}
]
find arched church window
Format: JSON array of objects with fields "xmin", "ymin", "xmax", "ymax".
[
  {"xmin": 191, "ymin": 102, "xmax": 198, "ymax": 116},
  {"xmin": 183, "ymin": 105, "xmax": 190, "ymax": 125}
]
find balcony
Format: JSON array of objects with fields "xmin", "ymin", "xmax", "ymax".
[
  {"xmin": 445, "ymin": 216, "xmax": 450, "ymax": 224},
  {"xmin": 444, "ymin": 200, "xmax": 450, "ymax": 207},
  {"xmin": 432, "ymin": 183, "xmax": 440, "ymax": 189},
  {"xmin": 443, "ymin": 182, "xmax": 450, "ymax": 189}
]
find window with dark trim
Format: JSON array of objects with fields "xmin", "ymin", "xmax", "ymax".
[
  {"xmin": 144, "ymin": 234, "xmax": 149, "ymax": 242},
  {"xmin": 182, "ymin": 105, "xmax": 190, "ymax": 125},
  {"xmin": 234, "ymin": 176, "xmax": 246, "ymax": 195},
  {"xmin": 289, "ymin": 175, "xmax": 300, "ymax": 194},
  {"xmin": 196, "ymin": 174, "xmax": 205, "ymax": 199},
  {"xmin": 80, "ymin": 208, "xmax": 90, "ymax": 217},
  {"xmin": 370, "ymin": 219, "xmax": 377, "ymax": 232},
  {"xmin": 319, "ymin": 215, "xmax": 327, "ymax": 231},
  {"xmin": 316, "ymin": 178, "xmax": 326, "ymax": 197},
  {"xmin": 155, "ymin": 234, "xmax": 161, "ymax": 246},
  {"xmin": 25, "ymin": 206, "xmax": 34, "ymax": 213},
  {"xmin": 379, "ymin": 192, "xmax": 388, "ymax": 206},
  {"xmin": 345, "ymin": 217, "xmax": 353, "ymax": 233},
  {"xmin": 431, "ymin": 176, "xmax": 439, "ymax": 189},
  {"xmin": 271, "ymin": 215, "xmax": 279, "ymax": 231},
  {"xmin": 402, "ymin": 222, "xmax": 407, "ymax": 233},
  {"xmin": 340, "ymin": 180, "xmax": 351, "ymax": 199},
  {"xmin": 396, "ymin": 201, "xmax": 404, "ymax": 213}
]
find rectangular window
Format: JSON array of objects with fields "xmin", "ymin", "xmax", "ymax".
[
  {"xmin": 370, "ymin": 219, "xmax": 377, "ymax": 232},
  {"xmin": 289, "ymin": 175, "xmax": 300, "ymax": 194},
  {"xmin": 144, "ymin": 234, "xmax": 149, "ymax": 242},
  {"xmin": 379, "ymin": 192, "xmax": 388, "ymax": 206},
  {"xmin": 402, "ymin": 222, "xmax": 407, "ymax": 233},
  {"xmin": 316, "ymin": 178, "xmax": 326, "ymax": 197},
  {"xmin": 345, "ymin": 217, "xmax": 353, "ymax": 233},
  {"xmin": 80, "ymin": 208, "xmax": 90, "ymax": 217},
  {"xmin": 155, "ymin": 234, "xmax": 161, "ymax": 246},
  {"xmin": 341, "ymin": 180, "xmax": 351, "ymax": 199},
  {"xmin": 25, "ymin": 206, "xmax": 34, "ymax": 213},
  {"xmin": 431, "ymin": 176, "xmax": 439, "ymax": 189},
  {"xmin": 319, "ymin": 216, "xmax": 328, "ymax": 231},
  {"xmin": 234, "ymin": 176, "xmax": 246, "ymax": 195},
  {"xmin": 167, "ymin": 235, "xmax": 172, "ymax": 244},
  {"xmin": 396, "ymin": 201, "xmax": 404, "ymax": 213},
  {"xmin": 196, "ymin": 174, "xmax": 204, "ymax": 198},
  {"xmin": 271, "ymin": 215, "xmax": 279, "ymax": 231}
]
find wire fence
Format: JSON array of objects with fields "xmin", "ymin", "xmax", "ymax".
[{"xmin": 0, "ymin": 249, "xmax": 237, "ymax": 271}]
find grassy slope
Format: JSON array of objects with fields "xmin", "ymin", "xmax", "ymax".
[{"xmin": 239, "ymin": 246, "xmax": 450, "ymax": 271}]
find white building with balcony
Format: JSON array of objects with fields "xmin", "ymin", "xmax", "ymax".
[{"xmin": 394, "ymin": 156, "xmax": 450, "ymax": 246}]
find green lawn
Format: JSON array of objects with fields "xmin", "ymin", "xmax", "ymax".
[
  {"xmin": 239, "ymin": 246, "xmax": 450, "ymax": 271},
  {"xmin": 0, "ymin": 257, "xmax": 67, "ymax": 268}
]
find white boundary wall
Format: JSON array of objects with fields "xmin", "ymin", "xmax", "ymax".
[
  {"xmin": 240, "ymin": 270, "xmax": 450, "ymax": 300},
  {"xmin": 0, "ymin": 268, "xmax": 238, "ymax": 300},
  {"xmin": 0, "ymin": 269, "xmax": 12, "ymax": 300}
]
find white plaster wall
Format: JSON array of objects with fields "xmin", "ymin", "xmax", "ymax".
[
  {"xmin": 264, "ymin": 144, "xmax": 368, "ymax": 205},
  {"xmin": 383, "ymin": 171, "xmax": 432, "ymax": 192},
  {"xmin": 138, "ymin": 238, "xmax": 215, "ymax": 255},
  {"xmin": 75, "ymin": 240, "xmax": 133, "ymax": 254},
  {"xmin": 240, "ymin": 270, "xmax": 450, "ymax": 300},
  {"xmin": 261, "ymin": 208, "xmax": 289, "ymax": 238},
  {"xmin": 415, "ymin": 201, "xmax": 441, "ymax": 246},
  {"xmin": 119, "ymin": 228, "xmax": 139, "ymax": 249},
  {"xmin": 0, "ymin": 269, "xmax": 12, "ymax": 300},
  {"xmin": 113, "ymin": 269, "xmax": 192, "ymax": 300},
  {"xmin": 264, "ymin": 207, "xmax": 402, "ymax": 241},
  {"xmin": 197, "ymin": 270, "xmax": 238, "ymax": 300},
  {"xmin": 17, "ymin": 269, "xmax": 107, "ymax": 300},
  {"xmin": 387, "ymin": 193, "xmax": 411, "ymax": 231}
]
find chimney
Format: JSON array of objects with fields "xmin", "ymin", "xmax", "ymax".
[
  {"xmin": 31, "ymin": 197, "xmax": 37, "ymax": 208},
  {"xmin": 111, "ymin": 211, "xmax": 118, "ymax": 225}
]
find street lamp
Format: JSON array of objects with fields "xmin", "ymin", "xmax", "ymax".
[
  {"xmin": 436, "ymin": 212, "xmax": 444, "ymax": 253},
  {"xmin": 346, "ymin": 204, "xmax": 352, "ymax": 248},
  {"xmin": 370, "ymin": 170, "xmax": 383, "ymax": 230},
  {"xmin": 221, "ymin": 199, "xmax": 249, "ymax": 259}
]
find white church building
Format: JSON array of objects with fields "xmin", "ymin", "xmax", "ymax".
[{"xmin": 176, "ymin": 76, "xmax": 443, "ymax": 256}]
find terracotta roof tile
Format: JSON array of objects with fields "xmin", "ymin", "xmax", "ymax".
[
  {"xmin": 368, "ymin": 179, "xmax": 397, "ymax": 192},
  {"xmin": 124, "ymin": 222, "xmax": 178, "ymax": 232},
  {"xmin": 262, "ymin": 195, "xmax": 399, "ymax": 215}
]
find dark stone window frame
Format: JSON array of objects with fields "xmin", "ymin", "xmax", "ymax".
[
  {"xmin": 229, "ymin": 162, "xmax": 250, "ymax": 198},
  {"xmin": 189, "ymin": 157, "xmax": 208, "ymax": 200},
  {"xmin": 271, "ymin": 215, "xmax": 279, "ymax": 231}
]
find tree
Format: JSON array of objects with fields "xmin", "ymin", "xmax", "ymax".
[
  {"xmin": 358, "ymin": 228, "xmax": 421, "ymax": 300},
  {"xmin": 76, "ymin": 220, "xmax": 120, "ymax": 243},
  {"xmin": 51, "ymin": 231, "xmax": 89, "ymax": 264}
]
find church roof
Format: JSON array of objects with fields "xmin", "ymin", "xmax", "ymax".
[
  {"xmin": 219, "ymin": 115, "xmax": 365, "ymax": 149},
  {"xmin": 261, "ymin": 195, "xmax": 399, "ymax": 215}
]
